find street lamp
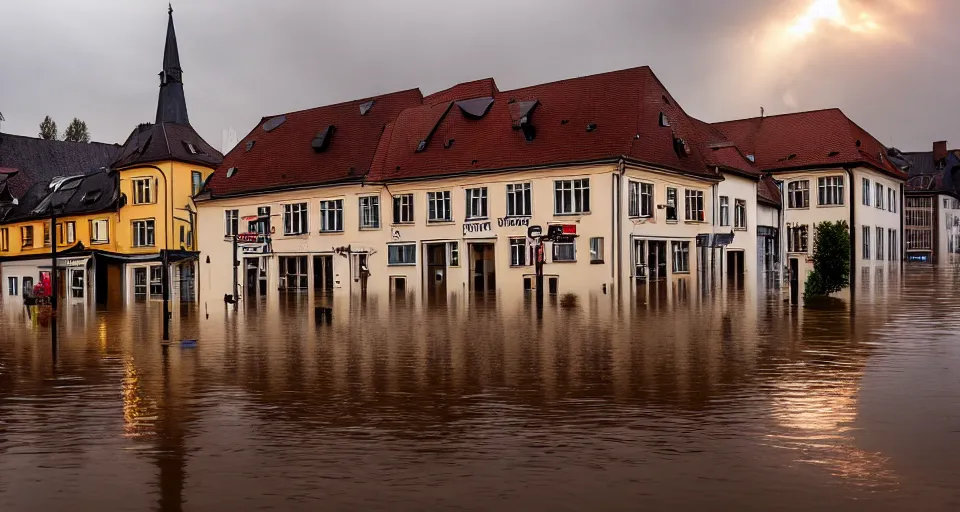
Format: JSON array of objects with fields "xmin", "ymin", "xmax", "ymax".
[{"xmin": 48, "ymin": 174, "xmax": 85, "ymax": 354}]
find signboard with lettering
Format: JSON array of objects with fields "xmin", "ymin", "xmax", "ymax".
[
  {"xmin": 463, "ymin": 221, "xmax": 492, "ymax": 236},
  {"xmin": 497, "ymin": 217, "xmax": 531, "ymax": 228}
]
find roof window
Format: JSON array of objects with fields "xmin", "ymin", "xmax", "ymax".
[
  {"xmin": 226, "ymin": 167, "xmax": 238, "ymax": 178},
  {"xmin": 245, "ymin": 140, "xmax": 255, "ymax": 152},
  {"xmin": 262, "ymin": 116, "xmax": 286, "ymax": 132},
  {"xmin": 455, "ymin": 97, "xmax": 495, "ymax": 119},
  {"xmin": 359, "ymin": 101, "xmax": 375, "ymax": 116},
  {"xmin": 312, "ymin": 125, "xmax": 336, "ymax": 153},
  {"xmin": 659, "ymin": 112, "xmax": 670, "ymax": 127}
]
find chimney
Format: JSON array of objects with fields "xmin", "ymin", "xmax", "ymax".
[{"xmin": 933, "ymin": 140, "xmax": 948, "ymax": 163}]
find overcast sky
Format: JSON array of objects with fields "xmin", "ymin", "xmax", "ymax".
[{"xmin": 0, "ymin": 0, "xmax": 954, "ymax": 153}]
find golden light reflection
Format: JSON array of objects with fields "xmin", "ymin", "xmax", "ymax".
[
  {"xmin": 787, "ymin": 0, "xmax": 880, "ymax": 39},
  {"xmin": 122, "ymin": 358, "xmax": 157, "ymax": 438},
  {"xmin": 98, "ymin": 318, "xmax": 108, "ymax": 352}
]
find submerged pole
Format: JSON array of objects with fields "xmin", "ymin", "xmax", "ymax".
[
  {"xmin": 162, "ymin": 249, "xmax": 170, "ymax": 341},
  {"xmin": 232, "ymin": 235, "xmax": 239, "ymax": 311},
  {"xmin": 50, "ymin": 208, "xmax": 58, "ymax": 355}
]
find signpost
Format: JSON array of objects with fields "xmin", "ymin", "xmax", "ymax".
[{"xmin": 528, "ymin": 224, "xmax": 576, "ymax": 319}]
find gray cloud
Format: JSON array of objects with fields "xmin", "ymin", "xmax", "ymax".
[{"xmin": 0, "ymin": 0, "xmax": 955, "ymax": 153}]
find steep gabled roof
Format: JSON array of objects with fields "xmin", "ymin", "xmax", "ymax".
[
  {"xmin": 757, "ymin": 174, "xmax": 782, "ymax": 207},
  {"xmin": 2, "ymin": 169, "xmax": 120, "ymax": 223},
  {"xmin": 0, "ymin": 133, "xmax": 120, "ymax": 198},
  {"xmin": 903, "ymin": 150, "xmax": 960, "ymax": 197},
  {"xmin": 112, "ymin": 122, "xmax": 222, "ymax": 169},
  {"xmin": 369, "ymin": 67, "xmax": 729, "ymax": 182},
  {"xmin": 713, "ymin": 109, "xmax": 906, "ymax": 179},
  {"xmin": 203, "ymin": 89, "xmax": 424, "ymax": 199}
]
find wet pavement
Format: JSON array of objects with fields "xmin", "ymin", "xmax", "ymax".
[{"xmin": 1, "ymin": 265, "xmax": 958, "ymax": 511}]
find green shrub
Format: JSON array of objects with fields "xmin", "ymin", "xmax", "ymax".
[{"xmin": 804, "ymin": 220, "xmax": 850, "ymax": 298}]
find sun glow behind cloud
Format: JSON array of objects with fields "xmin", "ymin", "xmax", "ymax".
[{"xmin": 786, "ymin": 0, "xmax": 880, "ymax": 39}]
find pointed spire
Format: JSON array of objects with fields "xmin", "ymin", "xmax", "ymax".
[{"xmin": 156, "ymin": 4, "xmax": 189, "ymax": 125}]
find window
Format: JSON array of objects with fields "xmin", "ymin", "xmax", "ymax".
[
  {"xmin": 191, "ymin": 171, "xmax": 203, "ymax": 196},
  {"xmin": 553, "ymin": 241, "xmax": 576, "ymax": 262},
  {"xmin": 283, "ymin": 203, "xmax": 308, "ymax": 235},
  {"xmin": 359, "ymin": 196, "xmax": 380, "ymax": 229},
  {"xmin": 388, "ymin": 243, "xmax": 416, "ymax": 265},
  {"xmin": 876, "ymin": 227, "xmax": 884, "ymax": 261},
  {"xmin": 320, "ymin": 199, "xmax": 343, "ymax": 232},
  {"xmin": 132, "ymin": 178, "xmax": 154, "ymax": 205},
  {"xmin": 862, "ymin": 225, "xmax": 871, "ymax": 260},
  {"xmin": 685, "ymin": 190, "xmax": 704, "ymax": 221},
  {"xmin": 133, "ymin": 220, "xmax": 156, "ymax": 247},
  {"xmin": 465, "ymin": 187, "xmax": 488, "ymax": 219},
  {"xmin": 22, "ymin": 277, "xmax": 34, "ymax": 297},
  {"xmin": 788, "ymin": 180, "xmax": 810, "ymax": 208},
  {"xmin": 888, "ymin": 189, "xmax": 896, "ymax": 213},
  {"xmin": 65, "ymin": 222, "xmax": 76, "ymax": 244},
  {"xmin": 875, "ymin": 183, "xmax": 884, "ymax": 210},
  {"xmin": 734, "ymin": 199, "xmax": 747, "ymax": 230},
  {"xmin": 71, "ymin": 270, "xmax": 84, "ymax": 299},
  {"xmin": 7, "ymin": 277, "xmax": 17, "ymax": 296},
  {"xmin": 862, "ymin": 178, "xmax": 871, "ymax": 206},
  {"xmin": 554, "ymin": 179, "xmax": 590, "ymax": 215},
  {"xmin": 133, "ymin": 268, "xmax": 147, "ymax": 299},
  {"xmin": 91, "ymin": 220, "xmax": 109, "ymax": 244},
  {"xmin": 788, "ymin": 224, "xmax": 808, "ymax": 253},
  {"xmin": 510, "ymin": 238, "xmax": 527, "ymax": 267},
  {"xmin": 21, "ymin": 226, "xmax": 34, "ymax": 248},
  {"xmin": 0, "ymin": 228, "xmax": 8, "ymax": 252},
  {"xmin": 719, "ymin": 196, "xmax": 730, "ymax": 226},
  {"xmin": 393, "ymin": 194, "xmax": 414, "ymax": 224},
  {"xmin": 279, "ymin": 256, "xmax": 308, "ymax": 290},
  {"xmin": 818, "ymin": 176, "xmax": 844, "ymax": 206},
  {"xmin": 43, "ymin": 222, "xmax": 51, "ymax": 246},
  {"xmin": 548, "ymin": 277, "xmax": 559, "ymax": 295},
  {"xmin": 506, "ymin": 183, "xmax": 532, "ymax": 217},
  {"xmin": 889, "ymin": 229, "xmax": 897, "ymax": 261},
  {"xmin": 672, "ymin": 241, "xmax": 690, "ymax": 273},
  {"xmin": 666, "ymin": 187, "xmax": 678, "ymax": 221},
  {"xmin": 249, "ymin": 206, "xmax": 271, "ymax": 234},
  {"xmin": 149, "ymin": 266, "xmax": 163, "ymax": 298},
  {"xmin": 449, "ymin": 242, "xmax": 460, "ymax": 266},
  {"xmin": 427, "ymin": 191, "xmax": 452, "ymax": 222},
  {"xmin": 224, "ymin": 209, "xmax": 239, "ymax": 237},
  {"xmin": 629, "ymin": 181, "xmax": 654, "ymax": 218},
  {"xmin": 590, "ymin": 237, "xmax": 604, "ymax": 263}
]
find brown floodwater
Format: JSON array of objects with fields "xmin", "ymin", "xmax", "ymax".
[{"xmin": 0, "ymin": 265, "xmax": 959, "ymax": 511}]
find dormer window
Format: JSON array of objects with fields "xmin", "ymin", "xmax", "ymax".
[{"xmin": 659, "ymin": 112, "xmax": 670, "ymax": 127}]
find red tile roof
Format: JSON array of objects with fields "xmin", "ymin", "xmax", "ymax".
[
  {"xmin": 369, "ymin": 67, "xmax": 741, "ymax": 182},
  {"xmin": 204, "ymin": 89, "xmax": 423, "ymax": 198},
  {"xmin": 757, "ymin": 174, "xmax": 782, "ymax": 207},
  {"xmin": 713, "ymin": 109, "xmax": 906, "ymax": 179},
  {"xmin": 423, "ymin": 78, "xmax": 498, "ymax": 104}
]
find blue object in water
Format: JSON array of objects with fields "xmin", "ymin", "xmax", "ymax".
[{"xmin": 180, "ymin": 339, "xmax": 198, "ymax": 348}]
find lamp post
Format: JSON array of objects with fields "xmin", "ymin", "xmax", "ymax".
[{"xmin": 48, "ymin": 175, "xmax": 84, "ymax": 354}]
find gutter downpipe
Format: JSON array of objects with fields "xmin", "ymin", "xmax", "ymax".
[
  {"xmin": 899, "ymin": 182, "xmax": 905, "ymax": 272},
  {"xmin": 844, "ymin": 167, "xmax": 856, "ymax": 306},
  {"xmin": 616, "ymin": 159, "xmax": 625, "ymax": 304},
  {"xmin": 130, "ymin": 164, "xmax": 172, "ymax": 334},
  {"xmin": 712, "ymin": 168, "xmax": 720, "ymax": 286}
]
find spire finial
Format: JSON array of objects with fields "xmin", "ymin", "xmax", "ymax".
[{"xmin": 168, "ymin": 3, "xmax": 173, "ymax": 15}]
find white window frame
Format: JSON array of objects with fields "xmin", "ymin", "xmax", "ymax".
[
  {"xmin": 862, "ymin": 177, "xmax": 871, "ymax": 206},
  {"xmin": 133, "ymin": 219, "xmax": 155, "ymax": 248},
  {"xmin": 388, "ymin": 243, "xmax": 416, "ymax": 265},
  {"xmin": 684, "ymin": 190, "xmax": 704, "ymax": 222},
  {"xmin": 862, "ymin": 225, "xmax": 871, "ymax": 260},
  {"xmin": 393, "ymin": 194, "xmax": 414, "ymax": 224},
  {"xmin": 589, "ymin": 237, "xmax": 604, "ymax": 263},
  {"xmin": 888, "ymin": 229, "xmax": 897, "ymax": 261},
  {"xmin": 888, "ymin": 189, "xmax": 896, "ymax": 213},
  {"xmin": 283, "ymin": 203, "xmax": 309, "ymax": 235},
  {"xmin": 788, "ymin": 180, "xmax": 810, "ymax": 209},
  {"xmin": 319, "ymin": 199, "xmax": 344, "ymax": 233},
  {"xmin": 788, "ymin": 224, "xmax": 808, "ymax": 253},
  {"xmin": 224, "ymin": 209, "xmax": 239, "ymax": 237},
  {"xmin": 875, "ymin": 183, "xmax": 884, "ymax": 210},
  {"xmin": 552, "ymin": 241, "xmax": 576, "ymax": 262},
  {"xmin": 7, "ymin": 276, "xmax": 17, "ymax": 296},
  {"xmin": 719, "ymin": 196, "xmax": 730, "ymax": 226},
  {"xmin": 672, "ymin": 241, "xmax": 690, "ymax": 273},
  {"xmin": 818, "ymin": 176, "xmax": 844, "ymax": 206},
  {"xmin": 509, "ymin": 238, "xmax": 527, "ymax": 267},
  {"xmin": 734, "ymin": 199, "xmax": 747, "ymax": 230},
  {"xmin": 65, "ymin": 221, "xmax": 76, "ymax": 244},
  {"xmin": 448, "ymin": 241, "xmax": 460, "ymax": 267},
  {"xmin": 91, "ymin": 219, "xmax": 109, "ymax": 244},
  {"xmin": 427, "ymin": 191, "xmax": 452, "ymax": 222},
  {"xmin": 465, "ymin": 187, "xmax": 488, "ymax": 220},
  {"xmin": 506, "ymin": 183, "xmax": 532, "ymax": 217},
  {"xmin": 629, "ymin": 181, "xmax": 654, "ymax": 218},
  {"xmin": 876, "ymin": 226, "xmax": 884, "ymax": 261},
  {"xmin": 132, "ymin": 177, "xmax": 155, "ymax": 205},
  {"xmin": 554, "ymin": 178, "xmax": 590, "ymax": 215},
  {"xmin": 359, "ymin": 196, "xmax": 380, "ymax": 229},
  {"xmin": 666, "ymin": 187, "xmax": 678, "ymax": 221}
]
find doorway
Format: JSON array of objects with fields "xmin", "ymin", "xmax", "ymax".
[
  {"xmin": 244, "ymin": 258, "xmax": 266, "ymax": 300},
  {"xmin": 470, "ymin": 243, "xmax": 496, "ymax": 292},
  {"xmin": 647, "ymin": 241, "xmax": 668, "ymax": 280},
  {"xmin": 426, "ymin": 243, "xmax": 447, "ymax": 298},
  {"xmin": 789, "ymin": 258, "xmax": 799, "ymax": 304},
  {"xmin": 312, "ymin": 255, "xmax": 334, "ymax": 295},
  {"xmin": 727, "ymin": 250, "xmax": 745, "ymax": 288},
  {"xmin": 133, "ymin": 267, "xmax": 147, "ymax": 302}
]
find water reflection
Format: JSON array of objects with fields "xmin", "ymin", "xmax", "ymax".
[{"xmin": 0, "ymin": 267, "xmax": 958, "ymax": 510}]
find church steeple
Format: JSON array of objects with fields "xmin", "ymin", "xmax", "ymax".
[{"xmin": 156, "ymin": 4, "xmax": 189, "ymax": 125}]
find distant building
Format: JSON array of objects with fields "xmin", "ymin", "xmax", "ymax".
[{"xmin": 902, "ymin": 141, "xmax": 960, "ymax": 264}]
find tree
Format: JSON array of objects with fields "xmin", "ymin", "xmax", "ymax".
[
  {"xmin": 63, "ymin": 118, "xmax": 91, "ymax": 143},
  {"xmin": 804, "ymin": 220, "xmax": 851, "ymax": 298},
  {"xmin": 39, "ymin": 116, "xmax": 58, "ymax": 140}
]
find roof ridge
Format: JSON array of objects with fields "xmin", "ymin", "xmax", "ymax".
[
  {"xmin": 498, "ymin": 65, "xmax": 652, "ymax": 95},
  {"xmin": 0, "ymin": 132, "xmax": 119, "ymax": 147},
  {"xmin": 262, "ymin": 88, "xmax": 423, "ymax": 120},
  {"xmin": 714, "ymin": 107, "xmax": 844, "ymax": 125}
]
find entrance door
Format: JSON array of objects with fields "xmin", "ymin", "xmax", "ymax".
[
  {"xmin": 470, "ymin": 243, "xmax": 496, "ymax": 292},
  {"xmin": 245, "ymin": 258, "xmax": 259, "ymax": 300},
  {"xmin": 789, "ymin": 258, "xmax": 799, "ymax": 304},
  {"xmin": 727, "ymin": 250, "xmax": 745, "ymax": 288},
  {"xmin": 648, "ymin": 241, "xmax": 668, "ymax": 280},
  {"xmin": 426, "ymin": 243, "xmax": 447, "ymax": 299},
  {"xmin": 133, "ymin": 267, "xmax": 147, "ymax": 302},
  {"xmin": 312, "ymin": 255, "xmax": 334, "ymax": 295}
]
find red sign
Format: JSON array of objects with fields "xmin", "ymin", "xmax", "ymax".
[
  {"xmin": 561, "ymin": 224, "xmax": 577, "ymax": 235},
  {"xmin": 235, "ymin": 232, "xmax": 261, "ymax": 244}
]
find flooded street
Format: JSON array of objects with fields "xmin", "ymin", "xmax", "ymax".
[{"xmin": 1, "ymin": 266, "xmax": 959, "ymax": 511}]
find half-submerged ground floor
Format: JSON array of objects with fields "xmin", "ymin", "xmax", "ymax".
[{"xmin": 0, "ymin": 249, "xmax": 200, "ymax": 308}]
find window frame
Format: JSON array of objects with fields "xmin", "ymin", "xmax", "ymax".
[
  {"xmin": 628, "ymin": 181, "xmax": 654, "ymax": 218},
  {"xmin": 672, "ymin": 241, "xmax": 690, "ymax": 273},
  {"xmin": 888, "ymin": 189, "xmax": 896, "ymax": 213},
  {"xmin": 589, "ymin": 237, "xmax": 604, "ymax": 264},
  {"xmin": 666, "ymin": 187, "xmax": 678, "ymax": 221},
  {"xmin": 684, "ymin": 190, "xmax": 705, "ymax": 222},
  {"xmin": 359, "ymin": 196, "xmax": 380, "ymax": 230},
  {"xmin": 21, "ymin": 226, "xmax": 34, "ymax": 248},
  {"xmin": 448, "ymin": 241, "xmax": 460, "ymax": 267},
  {"xmin": 319, "ymin": 199, "xmax": 344, "ymax": 233},
  {"xmin": 552, "ymin": 241, "xmax": 576, "ymax": 262},
  {"xmin": 719, "ymin": 196, "xmax": 730, "ymax": 226},
  {"xmin": 0, "ymin": 228, "xmax": 8, "ymax": 252},
  {"xmin": 876, "ymin": 226, "xmax": 884, "ymax": 261},
  {"xmin": 817, "ymin": 176, "xmax": 845, "ymax": 206},
  {"xmin": 191, "ymin": 170, "xmax": 203, "ymax": 196},
  {"xmin": 862, "ymin": 177, "xmax": 871, "ymax": 206},
  {"xmin": 788, "ymin": 180, "xmax": 810, "ymax": 209},
  {"xmin": 465, "ymin": 187, "xmax": 488, "ymax": 220},
  {"xmin": 554, "ymin": 178, "xmax": 590, "ymax": 215},
  {"xmin": 283, "ymin": 202, "xmax": 309, "ymax": 236},
  {"xmin": 132, "ymin": 219, "xmax": 156, "ymax": 248},
  {"xmin": 392, "ymin": 194, "xmax": 415, "ymax": 224},
  {"xmin": 224, "ymin": 209, "xmax": 239, "ymax": 237},
  {"xmin": 875, "ymin": 182, "xmax": 884, "ymax": 210},
  {"xmin": 131, "ymin": 177, "xmax": 155, "ymax": 205},
  {"xmin": 787, "ymin": 224, "xmax": 808, "ymax": 253},
  {"xmin": 90, "ymin": 219, "xmax": 109, "ymax": 244},
  {"xmin": 505, "ymin": 182, "xmax": 532, "ymax": 217},
  {"xmin": 387, "ymin": 243, "xmax": 417, "ymax": 266},
  {"xmin": 7, "ymin": 276, "xmax": 18, "ymax": 296},
  {"xmin": 862, "ymin": 225, "xmax": 871, "ymax": 260},
  {"xmin": 427, "ymin": 191, "xmax": 453, "ymax": 223},
  {"xmin": 734, "ymin": 199, "xmax": 747, "ymax": 230},
  {"xmin": 65, "ymin": 221, "xmax": 76, "ymax": 244},
  {"xmin": 509, "ymin": 238, "xmax": 527, "ymax": 267}
]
